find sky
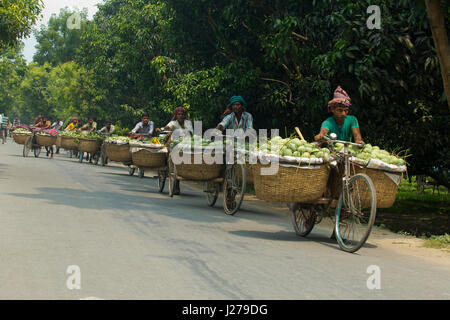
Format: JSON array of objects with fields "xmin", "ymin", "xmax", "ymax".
[{"xmin": 22, "ymin": 0, "xmax": 103, "ymax": 63}]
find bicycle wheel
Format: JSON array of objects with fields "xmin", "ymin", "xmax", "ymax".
[
  {"xmin": 223, "ymin": 164, "xmax": 246, "ymax": 215},
  {"xmin": 335, "ymin": 173, "xmax": 376, "ymax": 253},
  {"xmin": 205, "ymin": 181, "xmax": 219, "ymax": 207},
  {"xmin": 168, "ymin": 159, "xmax": 176, "ymax": 197},
  {"xmin": 93, "ymin": 152, "xmax": 100, "ymax": 165},
  {"xmin": 23, "ymin": 136, "xmax": 32, "ymax": 157},
  {"xmin": 157, "ymin": 170, "xmax": 166, "ymax": 193},
  {"xmin": 290, "ymin": 203, "xmax": 316, "ymax": 237},
  {"xmin": 34, "ymin": 146, "xmax": 41, "ymax": 158},
  {"xmin": 128, "ymin": 167, "xmax": 135, "ymax": 176},
  {"xmin": 138, "ymin": 168, "xmax": 144, "ymax": 178}
]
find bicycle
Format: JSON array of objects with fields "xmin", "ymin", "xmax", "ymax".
[{"xmin": 291, "ymin": 133, "xmax": 377, "ymax": 253}]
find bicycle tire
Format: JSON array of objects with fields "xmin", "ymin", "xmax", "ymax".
[
  {"xmin": 223, "ymin": 164, "xmax": 246, "ymax": 215},
  {"xmin": 335, "ymin": 173, "xmax": 376, "ymax": 253},
  {"xmin": 205, "ymin": 182, "xmax": 219, "ymax": 207},
  {"xmin": 290, "ymin": 204, "xmax": 316, "ymax": 237}
]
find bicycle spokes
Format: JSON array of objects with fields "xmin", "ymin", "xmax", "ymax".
[{"xmin": 335, "ymin": 174, "xmax": 376, "ymax": 253}]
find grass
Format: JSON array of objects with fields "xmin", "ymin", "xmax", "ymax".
[
  {"xmin": 423, "ymin": 234, "xmax": 450, "ymax": 249},
  {"xmin": 376, "ymin": 177, "xmax": 449, "ymax": 238},
  {"xmin": 378, "ymin": 178, "xmax": 449, "ymax": 215}
]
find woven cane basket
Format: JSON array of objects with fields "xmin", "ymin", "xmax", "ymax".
[
  {"xmin": 60, "ymin": 136, "xmax": 79, "ymax": 150},
  {"xmin": 329, "ymin": 164, "xmax": 401, "ymax": 208},
  {"xmin": 104, "ymin": 142, "xmax": 132, "ymax": 162},
  {"xmin": 55, "ymin": 135, "xmax": 62, "ymax": 148},
  {"xmin": 36, "ymin": 134, "xmax": 57, "ymax": 147},
  {"xmin": 236, "ymin": 163, "xmax": 254, "ymax": 185},
  {"xmin": 12, "ymin": 132, "xmax": 31, "ymax": 145},
  {"xmin": 132, "ymin": 149, "xmax": 167, "ymax": 169},
  {"xmin": 174, "ymin": 153, "xmax": 222, "ymax": 181},
  {"xmin": 252, "ymin": 163, "xmax": 330, "ymax": 202},
  {"xmin": 78, "ymin": 138, "xmax": 101, "ymax": 153}
]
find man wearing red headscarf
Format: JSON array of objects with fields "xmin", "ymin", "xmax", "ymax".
[
  {"xmin": 314, "ymin": 86, "xmax": 364, "ymax": 144},
  {"xmin": 157, "ymin": 106, "xmax": 193, "ymax": 134}
]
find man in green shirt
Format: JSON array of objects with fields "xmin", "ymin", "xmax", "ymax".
[{"xmin": 314, "ymin": 86, "xmax": 364, "ymax": 144}]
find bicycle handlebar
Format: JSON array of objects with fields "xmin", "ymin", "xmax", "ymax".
[{"xmin": 323, "ymin": 135, "xmax": 364, "ymax": 147}]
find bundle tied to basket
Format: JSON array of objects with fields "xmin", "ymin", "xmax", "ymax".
[
  {"xmin": 78, "ymin": 138, "xmax": 101, "ymax": 153},
  {"xmin": 104, "ymin": 140, "xmax": 132, "ymax": 162},
  {"xmin": 130, "ymin": 143, "xmax": 168, "ymax": 169},
  {"xmin": 172, "ymin": 146, "xmax": 223, "ymax": 181},
  {"xmin": 36, "ymin": 134, "xmax": 57, "ymax": 147},
  {"xmin": 12, "ymin": 132, "xmax": 32, "ymax": 145},
  {"xmin": 252, "ymin": 153, "xmax": 330, "ymax": 202}
]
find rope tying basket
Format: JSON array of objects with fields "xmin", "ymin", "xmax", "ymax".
[
  {"xmin": 12, "ymin": 132, "xmax": 32, "ymax": 145},
  {"xmin": 131, "ymin": 148, "xmax": 167, "ymax": 169},
  {"xmin": 104, "ymin": 141, "xmax": 132, "ymax": 162},
  {"xmin": 329, "ymin": 163, "xmax": 402, "ymax": 208},
  {"xmin": 78, "ymin": 138, "xmax": 101, "ymax": 153},
  {"xmin": 174, "ymin": 151, "xmax": 222, "ymax": 181},
  {"xmin": 36, "ymin": 134, "xmax": 57, "ymax": 147},
  {"xmin": 252, "ymin": 162, "xmax": 330, "ymax": 202},
  {"xmin": 60, "ymin": 136, "xmax": 79, "ymax": 150}
]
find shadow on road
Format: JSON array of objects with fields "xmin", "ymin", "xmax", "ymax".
[
  {"xmin": 228, "ymin": 229, "xmax": 378, "ymax": 252},
  {"xmin": 6, "ymin": 186, "xmax": 249, "ymax": 225}
]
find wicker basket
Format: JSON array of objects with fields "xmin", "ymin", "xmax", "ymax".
[
  {"xmin": 60, "ymin": 136, "xmax": 79, "ymax": 150},
  {"xmin": 236, "ymin": 163, "xmax": 254, "ymax": 185},
  {"xmin": 36, "ymin": 134, "xmax": 57, "ymax": 147},
  {"xmin": 132, "ymin": 148, "xmax": 167, "ymax": 169},
  {"xmin": 12, "ymin": 132, "xmax": 31, "ymax": 145},
  {"xmin": 55, "ymin": 135, "xmax": 62, "ymax": 148},
  {"xmin": 174, "ymin": 153, "xmax": 222, "ymax": 181},
  {"xmin": 78, "ymin": 138, "xmax": 101, "ymax": 153},
  {"xmin": 329, "ymin": 164, "xmax": 402, "ymax": 208},
  {"xmin": 104, "ymin": 142, "xmax": 132, "ymax": 162},
  {"xmin": 252, "ymin": 163, "xmax": 330, "ymax": 202}
]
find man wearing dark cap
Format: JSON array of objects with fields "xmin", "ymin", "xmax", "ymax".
[{"xmin": 216, "ymin": 95, "xmax": 254, "ymax": 132}]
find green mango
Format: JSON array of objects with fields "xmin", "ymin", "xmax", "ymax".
[{"xmin": 302, "ymin": 152, "xmax": 311, "ymax": 158}]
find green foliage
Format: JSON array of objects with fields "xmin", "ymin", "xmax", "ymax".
[
  {"xmin": 0, "ymin": 44, "xmax": 27, "ymax": 116},
  {"xmin": 0, "ymin": 0, "xmax": 43, "ymax": 48},
  {"xmin": 33, "ymin": 7, "xmax": 89, "ymax": 66},
  {"xmin": 0, "ymin": 0, "xmax": 448, "ymax": 180}
]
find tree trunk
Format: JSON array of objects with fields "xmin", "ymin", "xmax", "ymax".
[
  {"xmin": 416, "ymin": 175, "xmax": 426, "ymax": 193},
  {"xmin": 425, "ymin": 0, "xmax": 450, "ymax": 108}
]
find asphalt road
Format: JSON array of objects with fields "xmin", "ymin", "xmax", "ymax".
[{"xmin": 0, "ymin": 141, "xmax": 449, "ymax": 299}]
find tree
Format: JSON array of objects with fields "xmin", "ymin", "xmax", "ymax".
[
  {"xmin": 77, "ymin": 0, "xmax": 172, "ymax": 128},
  {"xmin": 0, "ymin": 44, "xmax": 27, "ymax": 116},
  {"xmin": 424, "ymin": 0, "xmax": 450, "ymax": 107},
  {"xmin": 0, "ymin": 0, "xmax": 43, "ymax": 49},
  {"xmin": 17, "ymin": 63, "xmax": 53, "ymax": 123},
  {"xmin": 33, "ymin": 7, "xmax": 89, "ymax": 66}
]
